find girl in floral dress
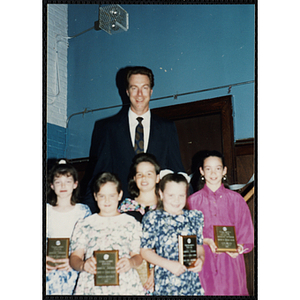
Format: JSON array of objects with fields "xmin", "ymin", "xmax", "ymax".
[
  {"xmin": 187, "ymin": 150, "xmax": 254, "ymax": 295},
  {"xmin": 140, "ymin": 172, "xmax": 205, "ymax": 296},
  {"xmin": 46, "ymin": 159, "xmax": 91, "ymax": 295},
  {"xmin": 118, "ymin": 153, "xmax": 161, "ymax": 293},
  {"xmin": 69, "ymin": 172, "xmax": 145, "ymax": 295}
]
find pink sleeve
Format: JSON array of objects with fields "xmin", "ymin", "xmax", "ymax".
[
  {"xmin": 187, "ymin": 193, "xmax": 198, "ymax": 210},
  {"xmin": 235, "ymin": 194, "xmax": 254, "ymax": 253}
]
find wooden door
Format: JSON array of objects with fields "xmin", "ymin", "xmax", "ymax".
[{"xmin": 151, "ymin": 95, "xmax": 236, "ymax": 184}]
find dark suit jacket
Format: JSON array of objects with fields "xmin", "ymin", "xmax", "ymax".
[{"xmin": 84, "ymin": 108, "xmax": 185, "ymax": 213}]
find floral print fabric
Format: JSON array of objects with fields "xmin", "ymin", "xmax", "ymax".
[
  {"xmin": 46, "ymin": 203, "xmax": 91, "ymax": 295},
  {"xmin": 118, "ymin": 198, "xmax": 157, "ymax": 295},
  {"xmin": 70, "ymin": 213, "xmax": 145, "ymax": 295},
  {"xmin": 118, "ymin": 198, "xmax": 157, "ymax": 220},
  {"xmin": 141, "ymin": 209, "xmax": 205, "ymax": 296}
]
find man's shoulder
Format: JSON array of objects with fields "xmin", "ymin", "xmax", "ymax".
[
  {"xmin": 151, "ymin": 111, "xmax": 174, "ymax": 125},
  {"xmin": 94, "ymin": 108, "xmax": 128, "ymax": 129}
]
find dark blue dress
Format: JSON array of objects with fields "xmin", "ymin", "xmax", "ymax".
[{"xmin": 141, "ymin": 209, "xmax": 205, "ymax": 296}]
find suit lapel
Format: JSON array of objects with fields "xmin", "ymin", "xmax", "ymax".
[
  {"xmin": 147, "ymin": 114, "xmax": 161, "ymax": 153},
  {"xmin": 116, "ymin": 110, "xmax": 135, "ymax": 154}
]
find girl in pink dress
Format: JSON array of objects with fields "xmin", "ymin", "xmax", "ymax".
[{"xmin": 187, "ymin": 150, "xmax": 254, "ymax": 295}]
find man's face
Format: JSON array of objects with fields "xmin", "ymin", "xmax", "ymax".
[{"xmin": 126, "ymin": 74, "xmax": 153, "ymax": 115}]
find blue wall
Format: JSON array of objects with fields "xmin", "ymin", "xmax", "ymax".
[
  {"xmin": 47, "ymin": 123, "xmax": 66, "ymax": 159},
  {"xmin": 66, "ymin": 4, "xmax": 255, "ymax": 159}
]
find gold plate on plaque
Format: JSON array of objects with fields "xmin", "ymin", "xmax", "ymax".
[
  {"xmin": 178, "ymin": 235, "xmax": 197, "ymax": 268},
  {"xmin": 214, "ymin": 226, "xmax": 237, "ymax": 252},
  {"xmin": 47, "ymin": 238, "xmax": 69, "ymax": 267},
  {"xmin": 94, "ymin": 250, "xmax": 119, "ymax": 286}
]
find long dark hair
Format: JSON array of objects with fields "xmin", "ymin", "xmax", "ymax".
[
  {"xmin": 47, "ymin": 159, "xmax": 79, "ymax": 206},
  {"xmin": 128, "ymin": 153, "xmax": 161, "ymax": 198},
  {"xmin": 197, "ymin": 150, "xmax": 229, "ymax": 190}
]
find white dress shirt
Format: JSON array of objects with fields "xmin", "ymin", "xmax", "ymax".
[{"xmin": 128, "ymin": 108, "xmax": 151, "ymax": 152}]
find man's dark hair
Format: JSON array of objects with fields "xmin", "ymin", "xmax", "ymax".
[{"xmin": 126, "ymin": 66, "xmax": 154, "ymax": 89}]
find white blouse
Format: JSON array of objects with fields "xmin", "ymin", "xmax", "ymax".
[{"xmin": 46, "ymin": 203, "xmax": 91, "ymax": 238}]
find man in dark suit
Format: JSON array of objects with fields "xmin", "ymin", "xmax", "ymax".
[{"xmin": 84, "ymin": 66, "xmax": 184, "ymax": 213}]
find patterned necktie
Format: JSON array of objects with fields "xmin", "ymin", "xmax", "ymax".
[{"xmin": 134, "ymin": 117, "xmax": 144, "ymax": 154}]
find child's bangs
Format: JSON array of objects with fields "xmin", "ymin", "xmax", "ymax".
[{"xmin": 53, "ymin": 171, "xmax": 73, "ymax": 179}]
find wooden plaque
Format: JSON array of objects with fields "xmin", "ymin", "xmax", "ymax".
[
  {"xmin": 94, "ymin": 250, "xmax": 119, "ymax": 286},
  {"xmin": 178, "ymin": 235, "xmax": 197, "ymax": 268},
  {"xmin": 214, "ymin": 225, "xmax": 237, "ymax": 252},
  {"xmin": 135, "ymin": 259, "xmax": 150, "ymax": 286},
  {"xmin": 47, "ymin": 238, "xmax": 69, "ymax": 267}
]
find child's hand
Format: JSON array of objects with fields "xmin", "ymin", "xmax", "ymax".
[
  {"xmin": 83, "ymin": 256, "xmax": 97, "ymax": 274},
  {"xmin": 204, "ymin": 238, "xmax": 218, "ymax": 253},
  {"xmin": 55, "ymin": 258, "xmax": 72, "ymax": 272},
  {"xmin": 46, "ymin": 256, "xmax": 57, "ymax": 273},
  {"xmin": 116, "ymin": 257, "xmax": 131, "ymax": 273},
  {"xmin": 166, "ymin": 260, "xmax": 187, "ymax": 276},
  {"xmin": 226, "ymin": 251, "xmax": 239, "ymax": 258},
  {"xmin": 143, "ymin": 268, "xmax": 154, "ymax": 292},
  {"xmin": 226, "ymin": 244, "xmax": 243, "ymax": 258},
  {"xmin": 188, "ymin": 257, "xmax": 204, "ymax": 273}
]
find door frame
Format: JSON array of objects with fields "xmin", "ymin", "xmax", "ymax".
[{"xmin": 151, "ymin": 95, "xmax": 236, "ymax": 183}]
